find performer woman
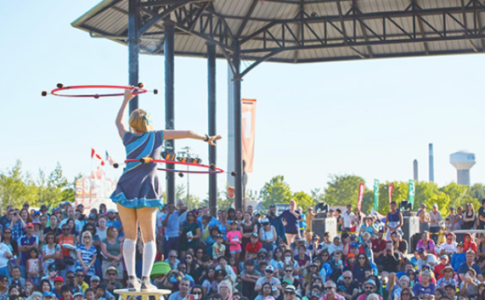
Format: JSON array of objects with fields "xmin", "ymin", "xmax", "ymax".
[{"xmin": 111, "ymin": 90, "xmax": 221, "ymax": 291}]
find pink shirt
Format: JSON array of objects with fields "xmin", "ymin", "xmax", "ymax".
[
  {"xmin": 226, "ymin": 231, "xmax": 242, "ymax": 251},
  {"xmin": 320, "ymin": 293, "xmax": 346, "ymax": 300}
]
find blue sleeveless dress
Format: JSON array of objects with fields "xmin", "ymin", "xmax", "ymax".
[{"xmin": 110, "ymin": 130, "xmax": 164, "ymax": 209}]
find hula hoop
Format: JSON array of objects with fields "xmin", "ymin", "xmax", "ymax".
[
  {"xmin": 124, "ymin": 158, "xmax": 224, "ymax": 175},
  {"xmin": 42, "ymin": 83, "xmax": 157, "ymax": 98}
]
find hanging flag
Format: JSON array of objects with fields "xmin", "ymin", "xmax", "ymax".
[
  {"xmin": 91, "ymin": 148, "xmax": 105, "ymax": 166},
  {"xmin": 373, "ymin": 179, "xmax": 379, "ymax": 210},
  {"xmin": 242, "ymin": 99, "xmax": 257, "ymax": 173},
  {"xmin": 389, "ymin": 184, "xmax": 394, "ymax": 204},
  {"xmin": 105, "ymin": 151, "xmax": 119, "ymax": 168},
  {"xmin": 408, "ymin": 179, "xmax": 415, "ymax": 207},
  {"xmin": 357, "ymin": 183, "xmax": 365, "ymax": 211}
]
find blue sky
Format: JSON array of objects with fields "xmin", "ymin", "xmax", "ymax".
[{"xmin": 1, "ymin": 1, "xmax": 485, "ymax": 201}]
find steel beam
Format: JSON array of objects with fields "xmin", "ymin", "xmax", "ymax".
[
  {"xmin": 207, "ymin": 42, "xmax": 217, "ymax": 217},
  {"xmin": 128, "ymin": 0, "xmax": 141, "ymax": 113},
  {"xmin": 141, "ymin": 0, "xmax": 213, "ymax": 7},
  {"xmin": 164, "ymin": 20, "xmax": 176, "ymax": 205},
  {"xmin": 233, "ymin": 41, "xmax": 243, "ymax": 211}
]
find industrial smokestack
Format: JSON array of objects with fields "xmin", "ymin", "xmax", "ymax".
[
  {"xmin": 429, "ymin": 143, "xmax": 434, "ymax": 182},
  {"xmin": 413, "ymin": 159, "xmax": 418, "ymax": 182}
]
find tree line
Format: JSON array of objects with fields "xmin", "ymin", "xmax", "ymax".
[
  {"xmin": 260, "ymin": 174, "xmax": 485, "ymax": 216},
  {"xmin": 0, "ymin": 160, "xmax": 79, "ymax": 212}
]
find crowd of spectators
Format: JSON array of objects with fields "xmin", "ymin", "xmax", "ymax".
[{"xmin": 1, "ymin": 198, "xmax": 485, "ymax": 300}]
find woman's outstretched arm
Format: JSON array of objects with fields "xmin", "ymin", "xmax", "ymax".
[
  {"xmin": 163, "ymin": 130, "xmax": 222, "ymax": 146},
  {"xmin": 116, "ymin": 89, "xmax": 135, "ymax": 139}
]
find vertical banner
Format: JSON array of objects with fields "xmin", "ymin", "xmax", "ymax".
[
  {"xmin": 357, "ymin": 183, "xmax": 365, "ymax": 211},
  {"xmin": 408, "ymin": 180, "xmax": 415, "ymax": 207},
  {"xmin": 241, "ymin": 99, "xmax": 257, "ymax": 173},
  {"xmin": 373, "ymin": 179, "xmax": 379, "ymax": 210},
  {"xmin": 389, "ymin": 184, "xmax": 394, "ymax": 204}
]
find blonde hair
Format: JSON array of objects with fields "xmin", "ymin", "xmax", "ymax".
[
  {"xmin": 129, "ymin": 109, "xmax": 153, "ymax": 133},
  {"xmin": 82, "ymin": 231, "xmax": 93, "ymax": 248},
  {"xmin": 218, "ymin": 279, "xmax": 233, "ymax": 294}
]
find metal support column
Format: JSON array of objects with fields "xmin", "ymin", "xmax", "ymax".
[
  {"xmin": 165, "ymin": 21, "xmax": 175, "ymax": 205},
  {"xmin": 233, "ymin": 42, "xmax": 243, "ymax": 210},
  {"xmin": 128, "ymin": 0, "xmax": 140, "ymax": 113},
  {"xmin": 207, "ymin": 42, "xmax": 218, "ymax": 217}
]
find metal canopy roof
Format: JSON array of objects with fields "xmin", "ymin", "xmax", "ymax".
[{"xmin": 73, "ymin": 0, "xmax": 485, "ymax": 76}]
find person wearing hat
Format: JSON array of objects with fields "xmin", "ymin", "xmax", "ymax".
[
  {"xmin": 7, "ymin": 208, "xmax": 25, "ymax": 242},
  {"xmin": 437, "ymin": 266, "xmax": 457, "ymax": 289},
  {"xmin": 356, "ymin": 279, "xmax": 383, "ymax": 300},
  {"xmin": 17, "ymin": 222, "xmax": 39, "ymax": 277},
  {"xmin": 411, "ymin": 270, "xmax": 436, "ymax": 300},
  {"xmin": 360, "ymin": 214, "xmax": 379, "ymax": 236},
  {"xmin": 282, "ymin": 285, "xmax": 299, "ymax": 300},
  {"xmin": 90, "ymin": 275, "xmax": 115, "ymax": 300},
  {"xmin": 241, "ymin": 260, "xmax": 262, "ymax": 300},
  {"xmin": 259, "ymin": 218, "xmax": 277, "ymax": 253},
  {"xmin": 102, "ymin": 266, "xmax": 123, "ymax": 294},
  {"xmin": 416, "ymin": 248, "xmax": 438, "ymax": 271},
  {"xmin": 266, "ymin": 205, "xmax": 286, "ymax": 245},
  {"xmin": 245, "ymin": 232, "xmax": 263, "ymax": 262},
  {"xmin": 435, "ymin": 255, "xmax": 451, "ymax": 279},
  {"xmin": 212, "ymin": 234, "xmax": 226, "ymax": 260},
  {"xmin": 255, "ymin": 265, "xmax": 282, "ymax": 297},
  {"xmin": 42, "ymin": 291, "xmax": 54, "ymax": 300},
  {"xmin": 440, "ymin": 233, "xmax": 457, "ymax": 256},
  {"xmin": 52, "ymin": 276, "xmax": 64, "ymax": 299},
  {"xmin": 459, "ymin": 268, "xmax": 480, "ymax": 297}
]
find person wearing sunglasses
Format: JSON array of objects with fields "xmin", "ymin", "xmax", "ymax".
[
  {"xmin": 255, "ymin": 266, "xmax": 282, "ymax": 297},
  {"xmin": 320, "ymin": 281, "xmax": 345, "ymax": 300},
  {"xmin": 356, "ymin": 279, "xmax": 383, "ymax": 300},
  {"xmin": 57, "ymin": 224, "xmax": 76, "ymax": 277},
  {"xmin": 190, "ymin": 285, "xmax": 206, "ymax": 300}
]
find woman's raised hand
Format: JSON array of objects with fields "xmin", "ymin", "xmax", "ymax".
[
  {"xmin": 208, "ymin": 135, "xmax": 222, "ymax": 146},
  {"xmin": 124, "ymin": 89, "xmax": 135, "ymax": 101}
]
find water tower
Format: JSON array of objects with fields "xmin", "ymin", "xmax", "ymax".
[{"xmin": 450, "ymin": 151, "xmax": 476, "ymax": 186}]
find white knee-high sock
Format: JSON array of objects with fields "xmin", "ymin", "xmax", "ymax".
[
  {"xmin": 123, "ymin": 238, "xmax": 136, "ymax": 277},
  {"xmin": 142, "ymin": 241, "xmax": 156, "ymax": 278}
]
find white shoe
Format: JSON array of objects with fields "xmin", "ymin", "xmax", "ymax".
[
  {"xmin": 141, "ymin": 276, "xmax": 157, "ymax": 291},
  {"xmin": 127, "ymin": 276, "xmax": 141, "ymax": 291}
]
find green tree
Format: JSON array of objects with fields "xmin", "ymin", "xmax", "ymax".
[
  {"xmin": 414, "ymin": 181, "xmax": 440, "ymax": 210},
  {"xmin": 422, "ymin": 192, "xmax": 451, "ymax": 216},
  {"xmin": 293, "ymin": 191, "xmax": 314, "ymax": 211},
  {"xmin": 324, "ymin": 174, "xmax": 366, "ymax": 208},
  {"xmin": 260, "ymin": 176, "xmax": 292, "ymax": 208},
  {"xmin": 0, "ymin": 160, "xmax": 37, "ymax": 211},
  {"xmin": 311, "ymin": 188, "xmax": 325, "ymax": 206},
  {"xmin": 375, "ymin": 181, "xmax": 409, "ymax": 215}
]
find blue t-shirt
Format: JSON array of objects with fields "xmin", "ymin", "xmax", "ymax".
[
  {"xmin": 457, "ymin": 262, "xmax": 482, "ymax": 278},
  {"xmin": 280, "ymin": 210, "xmax": 301, "ymax": 234},
  {"xmin": 451, "ymin": 253, "xmax": 467, "ymax": 271},
  {"xmin": 106, "ymin": 219, "xmax": 121, "ymax": 229},
  {"xmin": 412, "ymin": 282, "xmax": 436, "ymax": 296},
  {"xmin": 197, "ymin": 215, "xmax": 220, "ymax": 228},
  {"xmin": 18, "ymin": 235, "xmax": 39, "ymax": 266},
  {"xmin": 162, "ymin": 211, "xmax": 180, "ymax": 238}
]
